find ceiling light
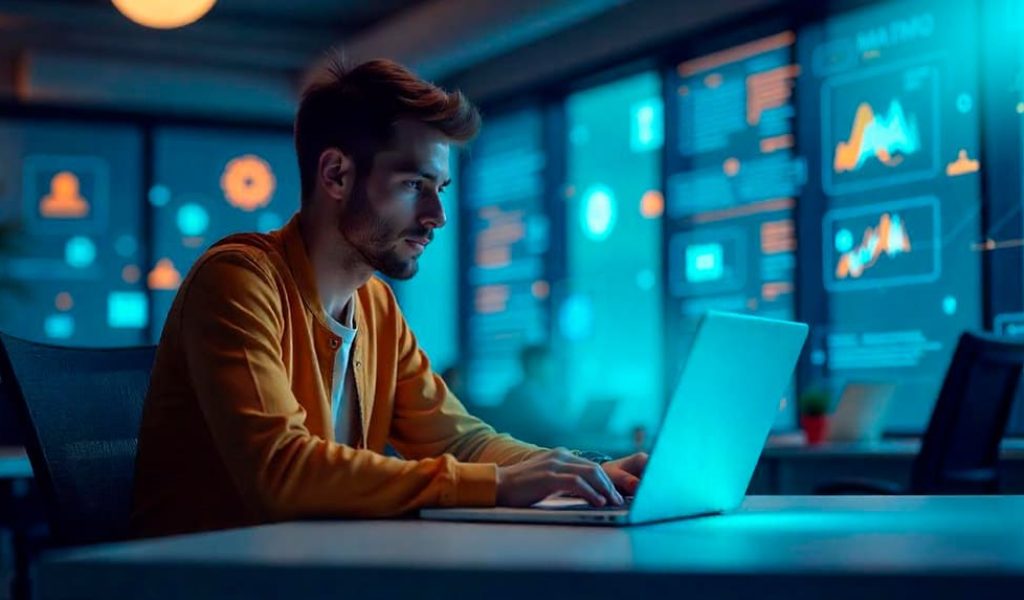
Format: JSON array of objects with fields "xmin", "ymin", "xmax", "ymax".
[{"xmin": 111, "ymin": 0, "xmax": 217, "ymax": 30}]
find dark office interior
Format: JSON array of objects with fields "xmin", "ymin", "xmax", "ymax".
[{"xmin": 1, "ymin": 0, "xmax": 1023, "ymax": 598}]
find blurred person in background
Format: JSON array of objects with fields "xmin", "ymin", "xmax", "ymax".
[{"xmin": 498, "ymin": 345, "xmax": 569, "ymax": 447}]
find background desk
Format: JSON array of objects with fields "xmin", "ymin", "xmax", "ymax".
[
  {"xmin": 36, "ymin": 496, "xmax": 1024, "ymax": 600},
  {"xmin": 751, "ymin": 437, "xmax": 1024, "ymax": 494},
  {"xmin": 577, "ymin": 435, "xmax": 1024, "ymax": 494}
]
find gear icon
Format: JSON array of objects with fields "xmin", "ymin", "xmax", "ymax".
[{"xmin": 220, "ymin": 154, "xmax": 276, "ymax": 211}]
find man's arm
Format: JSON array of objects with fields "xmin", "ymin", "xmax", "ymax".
[
  {"xmin": 384, "ymin": 285, "xmax": 547, "ymax": 466},
  {"xmin": 383, "ymin": 284, "xmax": 643, "ymax": 507},
  {"xmin": 180, "ymin": 250, "xmax": 496, "ymax": 520}
]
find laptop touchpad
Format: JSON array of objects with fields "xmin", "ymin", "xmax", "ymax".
[{"xmin": 532, "ymin": 496, "xmax": 591, "ymax": 509}]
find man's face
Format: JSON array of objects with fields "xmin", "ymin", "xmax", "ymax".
[{"xmin": 338, "ymin": 120, "xmax": 451, "ymax": 280}]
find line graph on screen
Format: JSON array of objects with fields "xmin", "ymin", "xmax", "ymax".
[{"xmin": 834, "ymin": 99, "xmax": 921, "ymax": 173}]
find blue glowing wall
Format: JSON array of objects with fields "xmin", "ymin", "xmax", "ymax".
[
  {"xmin": 798, "ymin": 0, "xmax": 983, "ymax": 431},
  {"xmin": 460, "ymin": 107, "xmax": 551, "ymax": 407},
  {"xmin": 148, "ymin": 127, "xmax": 299, "ymax": 338},
  {"xmin": 558, "ymin": 71, "xmax": 665, "ymax": 449},
  {"xmin": 665, "ymin": 30, "xmax": 802, "ymax": 429},
  {"xmin": 0, "ymin": 119, "xmax": 147, "ymax": 346}
]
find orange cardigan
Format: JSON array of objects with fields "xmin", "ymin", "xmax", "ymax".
[{"xmin": 131, "ymin": 215, "xmax": 543, "ymax": 537}]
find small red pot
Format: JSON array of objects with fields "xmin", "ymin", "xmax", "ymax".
[{"xmin": 800, "ymin": 415, "xmax": 828, "ymax": 445}]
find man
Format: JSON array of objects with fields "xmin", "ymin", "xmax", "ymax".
[{"xmin": 132, "ymin": 57, "xmax": 647, "ymax": 538}]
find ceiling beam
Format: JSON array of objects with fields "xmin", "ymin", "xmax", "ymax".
[
  {"xmin": 444, "ymin": 0, "xmax": 781, "ymax": 104},
  {"xmin": 340, "ymin": 0, "xmax": 628, "ymax": 81}
]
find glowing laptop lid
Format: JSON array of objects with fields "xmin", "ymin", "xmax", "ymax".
[{"xmin": 627, "ymin": 311, "xmax": 808, "ymax": 524}]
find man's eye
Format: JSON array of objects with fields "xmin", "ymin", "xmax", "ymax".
[{"xmin": 404, "ymin": 180, "xmax": 423, "ymax": 191}]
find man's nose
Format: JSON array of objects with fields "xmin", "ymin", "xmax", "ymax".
[{"xmin": 419, "ymin": 192, "xmax": 447, "ymax": 230}]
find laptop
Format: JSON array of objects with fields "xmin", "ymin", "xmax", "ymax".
[
  {"xmin": 826, "ymin": 382, "xmax": 896, "ymax": 443},
  {"xmin": 576, "ymin": 397, "xmax": 618, "ymax": 432},
  {"xmin": 421, "ymin": 311, "xmax": 809, "ymax": 526}
]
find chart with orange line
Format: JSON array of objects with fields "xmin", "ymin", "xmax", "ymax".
[
  {"xmin": 834, "ymin": 212, "xmax": 911, "ymax": 279},
  {"xmin": 823, "ymin": 196, "xmax": 941, "ymax": 291},
  {"xmin": 823, "ymin": 62, "xmax": 940, "ymax": 195}
]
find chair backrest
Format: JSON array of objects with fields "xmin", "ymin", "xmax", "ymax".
[
  {"xmin": 0, "ymin": 383, "xmax": 25, "ymax": 445},
  {"xmin": 0, "ymin": 332, "xmax": 155, "ymax": 546},
  {"xmin": 912, "ymin": 331, "xmax": 1024, "ymax": 494}
]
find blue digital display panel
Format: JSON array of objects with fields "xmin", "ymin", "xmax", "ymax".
[
  {"xmin": 0, "ymin": 119, "xmax": 147, "ymax": 346},
  {"xmin": 800, "ymin": 0, "xmax": 983, "ymax": 431},
  {"xmin": 149, "ymin": 127, "xmax": 299, "ymax": 338},
  {"xmin": 460, "ymin": 108, "xmax": 551, "ymax": 408},
  {"xmin": 665, "ymin": 31, "xmax": 802, "ymax": 429},
  {"xmin": 556, "ymin": 71, "xmax": 664, "ymax": 450}
]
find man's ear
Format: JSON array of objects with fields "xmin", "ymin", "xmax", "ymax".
[{"xmin": 317, "ymin": 148, "xmax": 355, "ymax": 203}]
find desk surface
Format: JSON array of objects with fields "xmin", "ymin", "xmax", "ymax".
[
  {"xmin": 36, "ymin": 495, "xmax": 1024, "ymax": 600},
  {"xmin": 0, "ymin": 446, "xmax": 31, "ymax": 479}
]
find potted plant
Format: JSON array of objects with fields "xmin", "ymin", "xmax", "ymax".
[{"xmin": 797, "ymin": 384, "xmax": 831, "ymax": 445}]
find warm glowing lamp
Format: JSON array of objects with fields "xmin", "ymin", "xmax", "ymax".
[{"xmin": 111, "ymin": 0, "xmax": 217, "ymax": 29}]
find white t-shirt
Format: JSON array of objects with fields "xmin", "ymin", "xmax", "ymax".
[{"xmin": 325, "ymin": 303, "xmax": 358, "ymax": 446}]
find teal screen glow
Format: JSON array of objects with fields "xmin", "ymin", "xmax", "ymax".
[
  {"xmin": 107, "ymin": 291, "xmax": 149, "ymax": 329},
  {"xmin": 557, "ymin": 71, "xmax": 664, "ymax": 449}
]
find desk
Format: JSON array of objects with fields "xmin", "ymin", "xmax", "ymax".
[
  {"xmin": 0, "ymin": 447, "xmax": 32, "ymax": 480},
  {"xmin": 35, "ymin": 496, "xmax": 1024, "ymax": 600}
]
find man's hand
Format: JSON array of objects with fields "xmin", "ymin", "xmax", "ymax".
[
  {"xmin": 495, "ymin": 448, "xmax": 624, "ymax": 507},
  {"xmin": 600, "ymin": 452, "xmax": 649, "ymax": 496}
]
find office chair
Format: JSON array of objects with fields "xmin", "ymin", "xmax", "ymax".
[
  {"xmin": 818, "ymin": 331, "xmax": 1024, "ymax": 495},
  {"xmin": 0, "ymin": 332, "xmax": 155, "ymax": 545}
]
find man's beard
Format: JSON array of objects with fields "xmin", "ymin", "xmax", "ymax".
[{"xmin": 338, "ymin": 180, "xmax": 427, "ymax": 280}]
